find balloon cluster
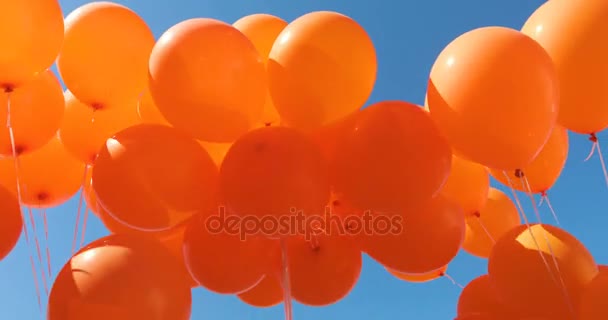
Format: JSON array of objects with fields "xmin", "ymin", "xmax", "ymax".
[{"xmin": 0, "ymin": 0, "xmax": 607, "ymax": 319}]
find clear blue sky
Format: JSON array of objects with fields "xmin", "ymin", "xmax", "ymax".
[{"xmin": 1, "ymin": 0, "xmax": 608, "ymax": 319}]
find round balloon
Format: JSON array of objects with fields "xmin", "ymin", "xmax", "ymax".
[
  {"xmin": 458, "ymin": 275, "xmax": 515, "ymax": 318},
  {"xmin": 0, "ymin": 0, "xmax": 63, "ymax": 89},
  {"xmin": 521, "ymin": 0, "xmax": 608, "ymax": 134},
  {"xmin": 149, "ymin": 18, "xmax": 266, "ymax": 142},
  {"xmin": 427, "ymin": 26, "xmax": 558, "ymax": 171},
  {"xmin": 0, "ymin": 185, "xmax": 22, "ymax": 261},
  {"xmin": 58, "ymin": 2, "xmax": 155, "ymax": 110},
  {"xmin": 48, "ymin": 234, "xmax": 192, "ymax": 320},
  {"xmin": 268, "ymin": 11, "xmax": 377, "ymax": 129},
  {"xmin": 387, "ymin": 265, "xmax": 448, "ymax": 283},
  {"xmin": 237, "ymin": 274, "xmax": 283, "ymax": 308}
]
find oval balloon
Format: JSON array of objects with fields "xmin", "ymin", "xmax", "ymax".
[
  {"xmin": 488, "ymin": 224, "xmax": 598, "ymax": 318},
  {"xmin": 58, "ymin": 2, "xmax": 155, "ymax": 110},
  {"xmin": 149, "ymin": 18, "xmax": 266, "ymax": 142},
  {"xmin": 463, "ymin": 188, "xmax": 521, "ymax": 258},
  {"xmin": 521, "ymin": 0, "xmax": 608, "ymax": 134},
  {"xmin": 233, "ymin": 14, "xmax": 288, "ymax": 127},
  {"xmin": 268, "ymin": 11, "xmax": 377, "ymax": 129},
  {"xmin": 440, "ymin": 155, "xmax": 490, "ymax": 215},
  {"xmin": 0, "ymin": 0, "xmax": 63, "ymax": 89},
  {"xmin": 237, "ymin": 274, "xmax": 283, "ymax": 308},
  {"xmin": 361, "ymin": 195, "xmax": 465, "ymax": 274},
  {"xmin": 219, "ymin": 126, "xmax": 330, "ymax": 235},
  {"xmin": 59, "ymin": 90, "xmax": 141, "ymax": 165},
  {"xmin": 0, "ymin": 70, "xmax": 64, "ymax": 156},
  {"xmin": 0, "ymin": 135, "xmax": 85, "ymax": 207},
  {"xmin": 490, "ymin": 126, "xmax": 568, "ymax": 194},
  {"xmin": 427, "ymin": 26, "xmax": 558, "ymax": 171},
  {"xmin": 0, "ymin": 185, "xmax": 22, "ymax": 261},
  {"xmin": 92, "ymin": 124, "xmax": 219, "ymax": 231},
  {"xmin": 286, "ymin": 233, "xmax": 361, "ymax": 306},
  {"xmin": 47, "ymin": 234, "xmax": 191, "ymax": 320},
  {"xmin": 331, "ymin": 100, "xmax": 452, "ymax": 215},
  {"xmin": 387, "ymin": 265, "xmax": 448, "ymax": 283}
]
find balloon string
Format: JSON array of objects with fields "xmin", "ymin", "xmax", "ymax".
[
  {"xmin": 79, "ymin": 205, "xmax": 90, "ymax": 249},
  {"xmin": 6, "ymin": 91, "xmax": 43, "ymax": 315},
  {"xmin": 442, "ymin": 272, "xmax": 464, "ymax": 289},
  {"xmin": 28, "ymin": 206, "xmax": 49, "ymax": 297},
  {"xmin": 71, "ymin": 166, "xmax": 90, "ymax": 255},
  {"xmin": 520, "ymin": 176, "xmax": 575, "ymax": 319},
  {"xmin": 594, "ymin": 135, "xmax": 608, "ymax": 189},
  {"xmin": 474, "ymin": 216, "xmax": 495, "ymax": 244},
  {"xmin": 502, "ymin": 171, "xmax": 560, "ymax": 298},
  {"xmin": 280, "ymin": 238, "xmax": 293, "ymax": 320},
  {"xmin": 41, "ymin": 208, "xmax": 52, "ymax": 279},
  {"xmin": 540, "ymin": 191, "xmax": 560, "ymax": 226}
]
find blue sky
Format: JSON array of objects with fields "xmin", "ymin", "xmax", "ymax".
[{"xmin": 2, "ymin": 0, "xmax": 608, "ymax": 319}]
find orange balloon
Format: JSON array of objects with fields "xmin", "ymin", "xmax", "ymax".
[
  {"xmin": 219, "ymin": 126, "xmax": 330, "ymax": 235},
  {"xmin": 387, "ymin": 265, "xmax": 448, "ymax": 283},
  {"xmin": 488, "ymin": 224, "xmax": 598, "ymax": 318},
  {"xmin": 237, "ymin": 274, "xmax": 283, "ymax": 308},
  {"xmin": 92, "ymin": 124, "xmax": 219, "ymax": 231},
  {"xmin": 0, "ymin": 70, "xmax": 64, "ymax": 156},
  {"xmin": 579, "ymin": 267, "xmax": 608, "ymax": 319},
  {"xmin": 234, "ymin": 14, "xmax": 288, "ymax": 127},
  {"xmin": 457, "ymin": 275, "xmax": 515, "ymax": 318},
  {"xmin": 286, "ymin": 233, "xmax": 361, "ymax": 306},
  {"xmin": 463, "ymin": 188, "xmax": 521, "ymax": 258},
  {"xmin": 82, "ymin": 168, "xmax": 100, "ymax": 216},
  {"xmin": 137, "ymin": 88, "xmax": 170, "ymax": 126},
  {"xmin": 48, "ymin": 234, "xmax": 192, "ymax": 320},
  {"xmin": 0, "ymin": 0, "xmax": 63, "ymax": 89},
  {"xmin": 331, "ymin": 100, "xmax": 452, "ymax": 214},
  {"xmin": 183, "ymin": 213, "xmax": 271, "ymax": 294},
  {"xmin": 522, "ymin": 0, "xmax": 608, "ymax": 134},
  {"xmin": 268, "ymin": 11, "xmax": 376, "ymax": 130},
  {"xmin": 58, "ymin": 2, "xmax": 155, "ymax": 110},
  {"xmin": 361, "ymin": 195, "xmax": 465, "ymax": 274},
  {"xmin": 0, "ymin": 135, "xmax": 85, "ymax": 207},
  {"xmin": 309, "ymin": 111, "xmax": 359, "ymax": 164},
  {"xmin": 427, "ymin": 26, "xmax": 558, "ymax": 171},
  {"xmin": 0, "ymin": 185, "xmax": 22, "ymax": 261},
  {"xmin": 490, "ymin": 126, "xmax": 568, "ymax": 194},
  {"xmin": 59, "ymin": 90, "xmax": 141, "ymax": 165},
  {"xmin": 440, "ymin": 155, "xmax": 490, "ymax": 215},
  {"xmin": 149, "ymin": 18, "xmax": 267, "ymax": 142}
]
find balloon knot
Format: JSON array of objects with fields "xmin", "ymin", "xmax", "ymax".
[
  {"xmin": 91, "ymin": 103, "xmax": 104, "ymax": 111},
  {"xmin": 589, "ymin": 133, "xmax": 598, "ymax": 143},
  {"xmin": 332, "ymin": 199, "xmax": 341, "ymax": 207},
  {"xmin": 514, "ymin": 169, "xmax": 524, "ymax": 178},
  {"xmin": 264, "ymin": 122, "xmax": 272, "ymax": 127},
  {"xmin": 438, "ymin": 271, "xmax": 445, "ymax": 277},
  {"xmin": 540, "ymin": 190, "xmax": 547, "ymax": 197},
  {"xmin": 3, "ymin": 85, "xmax": 13, "ymax": 93},
  {"xmin": 472, "ymin": 211, "xmax": 481, "ymax": 218},
  {"xmin": 36, "ymin": 192, "xmax": 49, "ymax": 202}
]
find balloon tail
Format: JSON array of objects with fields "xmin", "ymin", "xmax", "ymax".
[
  {"xmin": 441, "ymin": 272, "xmax": 464, "ymax": 289},
  {"xmin": 6, "ymin": 90, "xmax": 44, "ymax": 316},
  {"xmin": 586, "ymin": 133, "xmax": 608, "ymax": 188},
  {"xmin": 472, "ymin": 212, "xmax": 495, "ymax": 243},
  {"xmin": 520, "ymin": 175, "xmax": 575, "ymax": 319},
  {"xmin": 540, "ymin": 191, "xmax": 560, "ymax": 226},
  {"xmin": 71, "ymin": 166, "xmax": 90, "ymax": 255},
  {"xmin": 279, "ymin": 238, "xmax": 293, "ymax": 320}
]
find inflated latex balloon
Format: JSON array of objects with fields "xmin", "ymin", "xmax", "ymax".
[
  {"xmin": 457, "ymin": 275, "xmax": 515, "ymax": 318},
  {"xmin": 286, "ymin": 234, "xmax": 361, "ymax": 306},
  {"xmin": 331, "ymin": 100, "xmax": 451, "ymax": 215},
  {"xmin": 361, "ymin": 195, "xmax": 465, "ymax": 274},
  {"xmin": 149, "ymin": 18, "xmax": 267, "ymax": 142},
  {"xmin": 237, "ymin": 274, "xmax": 283, "ymax": 308},
  {"xmin": 0, "ymin": 0, "xmax": 63, "ymax": 89},
  {"xmin": 463, "ymin": 188, "xmax": 521, "ymax": 258},
  {"xmin": 0, "ymin": 135, "xmax": 85, "ymax": 207},
  {"xmin": 219, "ymin": 126, "xmax": 330, "ymax": 234},
  {"xmin": 58, "ymin": 2, "xmax": 155, "ymax": 110},
  {"xmin": 491, "ymin": 126, "xmax": 568, "ymax": 194},
  {"xmin": 387, "ymin": 265, "xmax": 448, "ymax": 283},
  {"xmin": 59, "ymin": 90, "xmax": 141, "ymax": 165},
  {"xmin": 579, "ymin": 268, "xmax": 608, "ymax": 320},
  {"xmin": 92, "ymin": 124, "xmax": 219, "ymax": 231},
  {"xmin": 0, "ymin": 185, "xmax": 22, "ymax": 261},
  {"xmin": 183, "ymin": 213, "xmax": 270, "ymax": 294},
  {"xmin": 522, "ymin": 0, "xmax": 608, "ymax": 134},
  {"xmin": 234, "ymin": 14, "xmax": 288, "ymax": 126},
  {"xmin": 0, "ymin": 70, "xmax": 64, "ymax": 156},
  {"xmin": 427, "ymin": 26, "xmax": 558, "ymax": 171},
  {"xmin": 440, "ymin": 155, "xmax": 490, "ymax": 215},
  {"xmin": 47, "ymin": 234, "xmax": 192, "ymax": 320},
  {"xmin": 268, "ymin": 11, "xmax": 377, "ymax": 129},
  {"xmin": 488, "ymin": 224, "xmax": 598, "ymax": 318}
]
